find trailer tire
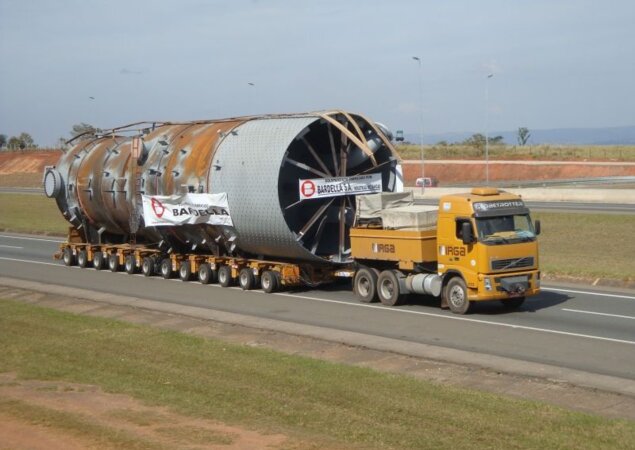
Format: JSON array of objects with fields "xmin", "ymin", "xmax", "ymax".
[
  {"xmin": 238, "ymin": 268, "xmax": 255, "ymax": 290},
  {"xmin": 125, "ymin": 255, "xmax": 136, "ymax": 274},
  {"xmin": 500, "ymin": 297, "xmax": 525, "ymax": 310},
  {"xmin": 197, "ymin": 263, "xmax": 216, "ymax": 284},
  {"xmin": 218, "ymin": 265, "xmax": 233, "ymax": 287},
  {"xmin": 77, "ymin": 250, "xmax": 88, "ymax": 268},
  {"xmin": 445, "ymin": 277, "xmax": 472, "ymax": 314},
  {"xmin": 142, "ymin": 257, "xmax": 154, "ymax": 277},
  {"xmin": 93, "ymin": 252, "xmax": 105, "ymax": 270},
  {"xmin": 261, "ymin": 270, "xmax": 280, "ymax": 294},
  {"xmin": 179, "ymin": 261, "xmax": 192, "ymax": 281},
  {"xmin": 354, "ymin": 267, "xmax": 379, "ymax": 303},
  {"xmin": 377, "ymin": 270, "xmax": 405, "ymax": 306},
  {"xmin": 108, "ymin": 254, "xmax": 119, "ymax": 272},
  {"xmin": 160, "ymin": 259, "xmax": 173, "ymax": 279},
  {"xmin": 62, "ymin": 247, "xmax": 75, "ymax": 266}
]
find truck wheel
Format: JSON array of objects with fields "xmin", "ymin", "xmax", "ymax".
[
  {"xmin": 93, "ymin": 252, "xmax": 105, "ymax": 270},
  {"xmin": 77, "ymin": 250, "xmax": 88, "ymax": 268},
  {"xmin": 124, "ymin": 255, "xmax": 136, "ymax": 274},
  {"xmin": 238, "ymin": 268, "xmax": 255, "ymax": 290},
  {"xmin": 218, "ymin": 265, "xmax": 233, "ymax": 287},
  {"xmin": 501, "ymin": 297, "xmax": 525, "ymax": 309},
  {"xmin": 445, "ymin": 277, "xmax": 472, "ymax": 314},
  {"xmin": 62, "ymin": 247, "xmax": 75, "ymax": 266},
  {"xmin": 354, "ymin": 267, "xmax": 379, "ymax": 303},
  {"xmin": 179, "ymin": 261, "xmax": 192, "ymax": 281},
  {"xmin": 198, "ymin": 263, "xmax": 216, "ymax": 284},
  {"xmin": 108, "ymin": 254, "xmax": 119, "ymax": 272},
  {"xmin": 142, "ymin": 257, "xmax": 154, "ymax": 277},
  {"xmin": 160, "ymin": 259, "xmax": 173, "ymax": 279},
  {"xmin": 377, "ymin": 270, "xmax": 405, "ymax": 306},
  {"xmin": 261, "ymin": 270, "xmax": 280, "ymax": 293}
]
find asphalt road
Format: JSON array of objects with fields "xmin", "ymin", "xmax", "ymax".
[{"xmin": 1, "ymin": 233, "xmax": 634, "ymax": 381}]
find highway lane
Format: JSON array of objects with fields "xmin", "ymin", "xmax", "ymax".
[{"xmin": 1, "ymin": 233, "xmax": 634, "ymax": 380}]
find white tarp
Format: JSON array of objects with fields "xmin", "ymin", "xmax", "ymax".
[
  {"xmin": 142, "ymin": 193, "xmax": 233, "ymax": 227},
  {"xmin": 298, "ymin": 173, "xmax": 382, "ymax": 200}
]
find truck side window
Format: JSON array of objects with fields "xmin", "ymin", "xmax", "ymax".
[{"xmin": 455, "ymin": 218, "xmax": 471, "ymax": 241}]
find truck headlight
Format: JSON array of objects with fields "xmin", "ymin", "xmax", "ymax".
[{"xmin": 484, "ymin": 277, "xmax": 492, "ymax": 291}]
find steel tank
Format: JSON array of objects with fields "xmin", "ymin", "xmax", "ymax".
[{"xmin": 44, "ymin": 111, "xmax": 402, "ymax": 263}]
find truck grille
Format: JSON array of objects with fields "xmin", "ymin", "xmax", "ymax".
[{"xmin": 491, "ymin": 257, "xmax": 534, "ymax": 271}]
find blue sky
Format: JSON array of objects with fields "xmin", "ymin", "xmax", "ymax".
[{"xmin": 1, "ymin": 0, "xmax": 634, "ymax": 145}]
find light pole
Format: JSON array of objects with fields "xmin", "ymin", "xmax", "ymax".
[
  {"xmin": 412, "ymin": 56, "xmax": 425, "ymax": 194},
  {"xmin": 485, "ymin": 73, "xmax": 493, "ymax": 185}
]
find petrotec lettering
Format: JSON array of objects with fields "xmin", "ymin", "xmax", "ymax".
[
  {"xmin": 142, "ymin": 193, "xmax": 233, "ymax": 227},
  {"xmin": 473, "ymin": 200, "xmax": 525, "ymax": 212}
]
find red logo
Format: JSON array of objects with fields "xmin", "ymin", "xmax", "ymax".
[
  {"xmin": 301, "ymin": 180, "xmax": 316, "ymax": 198},
  {"xmin": 151, "ymin": 198, "xmax": 166, "ymax": 218}
]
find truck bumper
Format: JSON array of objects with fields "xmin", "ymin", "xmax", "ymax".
[{"xmin": 469, "ymin": 270, "xmax": 540, "ymax": 301}]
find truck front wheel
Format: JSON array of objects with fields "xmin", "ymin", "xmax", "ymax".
[
  {"xmin": 445, "ymin": 277, "xmax": 472, "ymax": 314},
  {"xmin": 354, "ymin": 267, "xmax": 379, "ymax": 303},
  {"xmin": 377, "ymin": 270, "xmax": 405, "ymax": 306}
]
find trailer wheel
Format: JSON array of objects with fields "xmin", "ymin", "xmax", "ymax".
[
  {"xmin": 500, "ymin": 297, "xmax": 525, "ymax": 310},
  {"xmin": 445, "ymin": 277, "xmax": 471, "ymax": 314},
  {"xmin": 179, "ymin": 261, "xmax": 192, "ymax": 281},
  {"xmin": 93, "ymin": 252, "xmax": 105, "ymax": 270},
  {"xmin": 62, "ymin": 247, "xmax": 75, "ymax": 266},
  {"xmin": 125, "ymin": 255, "xmax": 136, "ymax": 274},
  {"xmin": 377, "ymin": 270, "xmax": 405, "ymax": 306},
  {"xmin": 108, "ymin": 254, "xmax": 119, "ymax": 272},
  {"xmin": 197, "ymin": 263, "xmax": 214, "ymax": 284},
  {"xmin": 261, "ymin": 270, "xmax": 280, "ymax": 294},
  {"xmin": 160, "ymin": 259, "xmax": 173, "ymax": 279},
  {"xmin": 142, "ymin": 257, "xmax": 154, "ymax": 277},
  {"xmin": 354, "ymin": 267, "xmax": 379, "ymax": 303},
  {"xmin": 238, "ymin": 268, "xmax": 255, "ymax": 290},
  {"xmin": 218, "ymin": 265, "xmax": 233, "ymax": 287},
  {"xmin": 77, "ymin": 250, "xmax": 88, "ymax": 268}
]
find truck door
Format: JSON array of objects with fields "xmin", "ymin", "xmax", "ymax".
[{"xmin": 438, "ymin": 217, "xmax": 478, "ymax": 288}]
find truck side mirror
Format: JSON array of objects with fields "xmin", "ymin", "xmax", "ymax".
[
  {"xmin": 461, "ymin": 221, "xmax": 474, "ymax": 245},
  {"xmin": 534, "ymin": 220, "xmax": 541, "ymax": 236}
]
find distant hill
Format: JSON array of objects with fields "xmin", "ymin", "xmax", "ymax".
[{"xmin": 402, "ymin": 126, "xmax": 635, "ymax": 145}]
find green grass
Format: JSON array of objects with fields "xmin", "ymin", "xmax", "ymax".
[
  {"xmin": 1, "ymin": 299, "xmax": 633, "ymax": 449},
  {"xmin": 397, "ymin": 144, "xmax": 635, "ymax": 161},
  {"xmin": 0, "ymin": 193, "xmax": 68, "ymax": 235},
  {"xmin": 535, "ymin": 212, "xmax": 635, "ymax": 281}
]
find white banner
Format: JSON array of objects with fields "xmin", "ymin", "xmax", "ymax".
[
  {"xmin": 142, "ymin": 193, "xmax": 233, "ymax": 227},
  {"xmin": 298, "ymin": 174, "xmax": 383, "ymax": 200}
]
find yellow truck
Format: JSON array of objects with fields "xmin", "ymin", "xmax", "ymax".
[{"xmin": 350, "ymin": 187, "xmax": 541, "ymax": 314}]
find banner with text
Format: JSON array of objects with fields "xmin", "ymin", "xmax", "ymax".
[
  {"xmin": 142, "ymin": 193, "xmax": 233, "ymax": 227},
  {"xmin": 298, "ymin": 174, "xmax": 382, "ymax": 200}
]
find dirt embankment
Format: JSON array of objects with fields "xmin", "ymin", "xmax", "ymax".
[{"xmin": 0, "ymin": 150, "xmax": 61, "ymax": 187}]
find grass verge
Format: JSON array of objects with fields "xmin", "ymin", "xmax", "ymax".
[
  {"xmin": 0, "ymin": 193, "xmax": 68, "ymax": 235},
  {"xmin": 1, "ymin": 299, "xmax": 634, "ymax": 449}
]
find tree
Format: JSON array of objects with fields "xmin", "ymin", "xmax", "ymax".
[
  {"xmin": 7, "ymin": 132, "xmax": 36, "ymax": 149},
  {"xmin": 71, "ymin": 123, "xmax": 102, "ymax": 140},
  {"xmin": 0, "ymin": 134, "xmax": 7, "ymax": 148},
  {"xmin": 462, "ymin": 133, "xmax": 487, "ymax": 153},
  {"xmin": 517, "ymin": 127, "xmax": 531, "ymax": 146}
]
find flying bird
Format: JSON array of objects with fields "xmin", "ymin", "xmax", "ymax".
[
  {"xmin": 89, "ymin": 96, "xmax": 95, "ymax": 100},
  {"xmin": 247, "ymin": 82, "xmax": 255, "ymax": 86}
]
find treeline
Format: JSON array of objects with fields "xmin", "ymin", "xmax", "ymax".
[{"xmin": 0, "ymin": 123, "xmax": 102, "ymax": 150}]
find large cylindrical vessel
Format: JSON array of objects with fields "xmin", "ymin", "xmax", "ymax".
[{"xmin": 44, "ymin": 111, "xmax": 402, "ymax": 263}]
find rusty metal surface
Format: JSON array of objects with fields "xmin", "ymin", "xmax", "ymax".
[{"xmin": 49, "ymin": 111, "xmax": 401, "ymax": 263}]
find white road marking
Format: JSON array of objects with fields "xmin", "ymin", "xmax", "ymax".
[
  {"xmin": 0, "ymin": 245, "xmax": 23, "ymax": 249},
  {"xmin": 0, "ymin": 235, "xmax": 64, "ymax": 243},
  {"xmin": 562, "ymin": 308, "xmax": 635, "ymax": 320},
  {"xmin": 543, "ymin": 286, "xmax": 635, "ymax": 301},
  {"xmin": 1, "ymin": 256, "xmax": 634, "ymax": 346}
]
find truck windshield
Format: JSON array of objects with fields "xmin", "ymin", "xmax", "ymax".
[{"xmin": 475, "ymin": 214, "xmax": 536, "ymax": 245}]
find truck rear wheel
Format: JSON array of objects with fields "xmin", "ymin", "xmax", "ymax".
[
  {"xmin": 445, "ymin": 277, "xmax": 472, "ymax": 314},
  {"xmin": 179, "ymin": 261, "xmax": 192, "ymax": 281},
  {"xmin": 218, "ymin": 265, "xmax": 233, "ymax": 287},
  {"xmin": 77, "ymin": 250, "xmax": 88, "ymax": 268},
  {"xmin": 142, "ymin": 257, "xmax": 154, "ymax": 277},
  {"xmin": 62, "ymin": 247, "xmax": 75, "ymax": 266},
  {"xmin": 238, "ymin": 268, "xmax": 255, "ymax": 290},
  {"xmin": 108, "ymin": 254, "xmax": 119, "ymax": 272},
  {"xmin": 377, "ymin": 270, "xmax": 405, "ymax": 306},
  {"xmin": 354, "ymin": 267, "xmax": 379, "ymax": 303},
  {"xmin": 160, "ymin": 259, "xmax": 173, "ymax": 279},
  {"xmin": 261, "ymin": 270, "xmax": 280, "ymax": 293},
  {"xmin": 93, "ymin": 252, "xmax": 105, "ymax": 270}
]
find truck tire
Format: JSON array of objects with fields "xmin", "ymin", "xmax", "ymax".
[
  {"xmin": 142, "ymin": 257, "xmax": 154, "ymax": 277},
  {"xmin": 238, "ymin": 268, "xmax": 255, "ymax": 290},
  {"xmin": 93, "ymin": 252, "xmax": 105, "ymax": 270},
  {"xmin": 261, "ymin": 270, "xmax": 280, "ymax": 293},
  {"xmin": 160, "ymin": 259, "xmax": 173, "ymax": 279},
  {"xmin": 125, "ymin": 255, "xmax": 136, "ymax": 274},
  {"xmin": 377, "ymin": 270, "xmax": 406, "ymax": 306},
  {"xmin": 354, "ymin": 267, "xmax": 379, "ymax": 303},
  {"xmin": 108, "ymin": 254, "xmax": 119, "ymax": 272},
  {"xmin": 500, "ymin": 297, "xmax": 525, "ymax": 310},
  {"xmin": 62, "ymin": 247, "xmax": 75, "ymax": 266},
  {"xmin": 179, "ymin": 261, "xmax": 192, "ymax": 281},
  {"xmin": 77, "ymin": 250, "xmax": 88, "ymax": 268},
  {"xmin": 198, "ymin": 263, "xmax": 217, "ymax": 284},
  {"xmin": 218, "ymin": 265, "xmax": 233, "ymax": 287},
  {"xmin": 445, "ymin": 277, "xmax": 472, "ymax": 314}
]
